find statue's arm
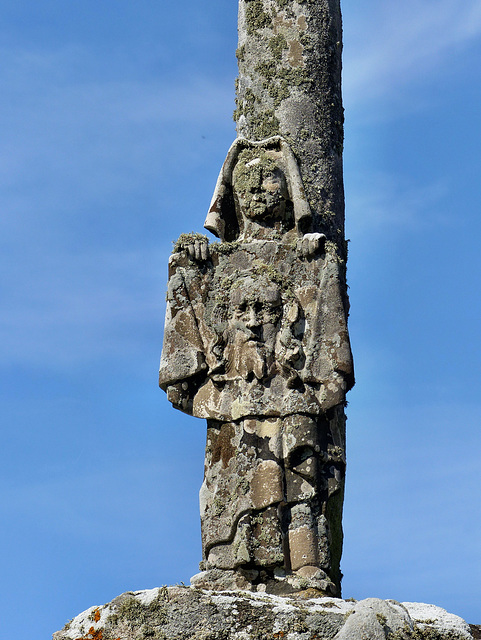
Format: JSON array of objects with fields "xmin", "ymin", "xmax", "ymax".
[
  {"xmin": 297, "ymin": 253, "xmax": 354, "ymax": 404},
  {"xmin": 159, "ymin": 255, "xmax": 210, "ymax": 413}
]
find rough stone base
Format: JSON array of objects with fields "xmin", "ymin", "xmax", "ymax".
[
  {"xmin": 53, "ymin": 586, "xmax": 476, "ymax": 640},
  {"xmin": 190, "ymin": 568, "xmax": 337, "ymax": 596}
]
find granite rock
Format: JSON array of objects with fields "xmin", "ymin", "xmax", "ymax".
[{"xmin": 53, "ymin": 586, "xmax": 474, "ymax": 640}]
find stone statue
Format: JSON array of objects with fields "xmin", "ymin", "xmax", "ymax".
[{"xmin": 159, "ymin": 136, "xmax": 353, "ymax": 595}]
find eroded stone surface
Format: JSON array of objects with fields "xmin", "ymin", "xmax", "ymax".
[
  {"xmin": 159, "ymin": 136, "xmax": 353, "ymax": 594},
  {"xmin": 159, "ymin": 0, "xmax": 352, "ymax": 596},
  {"xmin": 53, "ymin": 587, "xmax": 475, "ymax": 640},
  {"xmin": 160, "ymin": 239, "xmax": 352, "ymax": 420}
]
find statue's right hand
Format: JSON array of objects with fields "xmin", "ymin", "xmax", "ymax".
[
  {"xmin": 186, "ymin": 238, "xmax": 209, "ymax": 261},
  {"xmin": 173, "ymin": 233, "xmax": 210, "ymax": 262}
]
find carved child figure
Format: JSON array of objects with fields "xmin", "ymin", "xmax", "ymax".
[{"xmin": 159, "ymin": 137, "xmax": 353, "ymax": 595}]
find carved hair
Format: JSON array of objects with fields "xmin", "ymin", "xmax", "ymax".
[{"xmin": 204, "ymin": 136, "xmax": 312, "ymax": 242}]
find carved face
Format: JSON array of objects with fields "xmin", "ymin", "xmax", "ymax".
[
  {"xmin": 232, "ymin": 156, "xmax": 288, "ymax": 221},
  {"xmin": 229, "ymin": 282, "xmax": 282, "ymax": 341},
  {"xmin": 221, "ymin": 280, "xmax": 283, "ymax": 381}
]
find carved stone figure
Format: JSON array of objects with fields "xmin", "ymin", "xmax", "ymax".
[{"xmin": 159, "ymin": 137, "xmax": 353, "ymax": 595}]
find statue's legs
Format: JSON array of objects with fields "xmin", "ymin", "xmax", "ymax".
[
  {"xmin": 199, "ymin": 417, "xmax": 285, "ymax": 573},
  {"xmin": 196, "ymin": 408, "xmax": 346, "ymax": 594},
  {"xmin": 282, "ymin": 408, "xmax": 347, "ymax": 593}
]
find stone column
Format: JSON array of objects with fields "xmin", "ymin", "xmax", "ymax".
[
  {"xmin": 233, "ymin": 0, "xmax": 350, "ymax": 594},
  {"xmin": 235, "ymin": 0, "xmax": 346, "ymax": 251}
]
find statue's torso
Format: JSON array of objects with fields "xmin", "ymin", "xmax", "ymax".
[{"xmin": 159, "ymin": 239, "xmax": 353, "ymax": 421}]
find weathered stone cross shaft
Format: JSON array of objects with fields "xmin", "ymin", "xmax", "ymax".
[{"xmin": 159, "ymin": 0, "xmax": 353, "ymax": 596}]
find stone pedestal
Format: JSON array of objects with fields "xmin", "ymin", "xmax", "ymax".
[{"xmin": 53, "ymin": 586, "xmax": 477, "ymax": 640}]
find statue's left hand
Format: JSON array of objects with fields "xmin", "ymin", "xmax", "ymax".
[
  {"xmin": 298, "ymin": 233, "xmax": 326, "ymax": 257},
  {"xmin": 166, "ymin": 382, "xmax": 191, "ymax": 411}
]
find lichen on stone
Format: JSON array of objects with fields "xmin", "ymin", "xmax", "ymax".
[
  {"xmin": 388, "ymin": 623, "xmax": 466, "ymax": 640},
  {"xmin": 231, "ymin": 148, "xmax": 279, "ymax": 196},
  {"xmin": 265, "ymin": 80, "xmax": 289, "ymax": 107},
  {"xmin": 245, "ymin": 0, "xmax": 270, "ymax": 35},
  {"xmin": 268, "ymin": 34, "xmax": 288, "ymax": 59},
  {"xmin": 235, "ymin": 44, "xmax": 246, "ymax": 62},
  {"xmin": 250, "ymin": 110, "xmax": 281, "ymax": 138},
  {"xmin": 211, "ymin": 240, "xmax": 240, "ymax": 255},
  {"xmin": 54, "ymin": 589, "xmax": 473, "ymax": 640},
  {"xmin": 255, "ymin": 60, "xmax": 311, "ymax": 88},
  {"xmin": 173, "ymin": 232, "xmax": 209, "ymax": 253},
  {"xmin": 233, "ymin": 89, "xmax": 281, "ymax": 136}
]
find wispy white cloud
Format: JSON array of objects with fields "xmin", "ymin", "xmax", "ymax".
[
  {"xmin": 0, "ymin": 44, "xmax": 233, "ymax": 224},
  {"xmin": 343, "ymin": 0, "xmax": 481, "ymax": 111},
  {"xmin": 0, "ymin": 45, "xmax": 234, "ymax": 370},
  {"xmin": 0, "ymin": 247, "xmax": 168, "ymax": 368},
  {"xmin": 345, "ymin": 169, "xmax": 449, "ymax": 237}
]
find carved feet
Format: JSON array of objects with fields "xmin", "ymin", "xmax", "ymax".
[{"xmin": 190, "ymin": 567, "xmax": 338, "ymax": 596}]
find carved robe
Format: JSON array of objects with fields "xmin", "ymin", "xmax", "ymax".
[
  {"xmin": 159, "ymin": 239, "xmax": 353, "ymax": 587},
  {"xmin": 159, "ymin": 240, "xmax": 353, "ymax": 419}
]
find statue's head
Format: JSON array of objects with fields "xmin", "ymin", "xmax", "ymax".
[
  {"xmin": 204, "ymin": 136, "xmax": 312, "ymax": 242},
  {"xmin": 232, "ymin": 152, "xmax": 289, "ymax": 221}
]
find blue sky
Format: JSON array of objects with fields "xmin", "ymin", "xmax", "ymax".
[{"xmin": 1, "ymin": 1, "xmax": 480, "ymax": 636}]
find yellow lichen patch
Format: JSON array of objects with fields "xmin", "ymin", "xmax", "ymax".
[
  {"xmin": 244, "ymin": 417, "xmax": 281, "ymax": 440},
  {"xmin": 257, "ymin": 418, "xmax": 281, "ymax": 440},
  {"xmin": 231, "ymin": 398, "xmax": 249, "ymax": 421},
  {"xmin": 74, "ymin": 626, "xmax": 119, "ymax": 640}
]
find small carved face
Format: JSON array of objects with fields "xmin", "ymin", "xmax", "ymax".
[
  {"xmin": 229, "ymin": 282, "xmax": 282, "ymax": 343},
  {"xmin": 220, "ymin": 281, "xmax": 283, "ymax": 381},
  {"xmin": 232, "ymin": 157, "xmax": 288, "ymax": 220}
]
